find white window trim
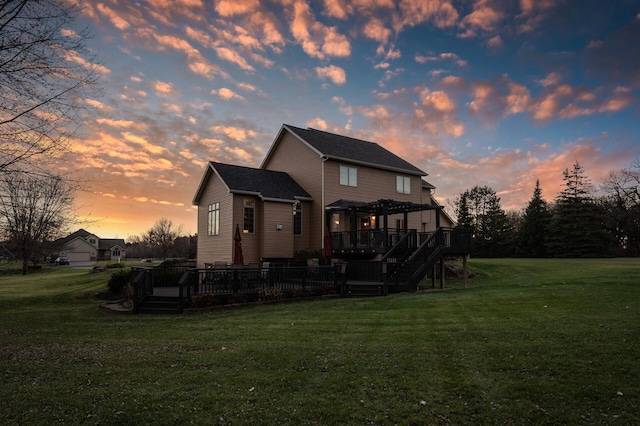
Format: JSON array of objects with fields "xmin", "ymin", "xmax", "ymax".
[
  {"xmin": 340, "ymin": 165, "xmax": 358, "ymax": 187},
  {"xmin": 396, "ymin": 176, "xmax": 411, "ymax": 194}
]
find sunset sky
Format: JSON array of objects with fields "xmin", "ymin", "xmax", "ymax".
[{"xmin": 68, "ymin": 0, "xmax": 640, "ymax": 239}]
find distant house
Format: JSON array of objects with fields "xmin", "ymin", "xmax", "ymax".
[
  {"xmin": 55, "ymin": 229, "xmax": 126, "ymax": 263},
  {"xmin": 193, "ymin": 124, "xmax": 455, "ymax": 268}
]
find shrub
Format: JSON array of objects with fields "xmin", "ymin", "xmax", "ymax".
[
  {"xmin": 108, "ymin": 268, "xmax": 132, "ymax": 296},
  {"xmin": 292, "ymin": 287, "xmax": 313, "ymax": 298},
  {"xmin": 323, "ymin": 284, "xmax": 337, "ymax": 295},
  {"xmin": 258, "ymin": 287, "xmax": 284, "ymax": 301},
  {"xmin": 190, "ymin": 294, "xmax": 219, "ymax": 308}
]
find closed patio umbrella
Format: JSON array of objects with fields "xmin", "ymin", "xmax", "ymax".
[
  {"xmin": 233, "ymin": 224, "xmax": 244, "ymax": 265},
  {"xmin": 323, "ymin": 227, "xmax": 332, "ymax": 258}
]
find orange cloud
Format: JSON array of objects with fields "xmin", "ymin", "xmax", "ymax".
[
  {"xmin": 211, "ymin": 87, "xmax": 245, "ymax": 101},
  {"xmin": 290, "ymin": 0, "xmax": 351, "ymax": 59},
  {"xmin": 211, "ymin": 125, "xmax": 258, "ymax": 141},
  {"xmin": 215, "ymin": 0, "xmax": 259, "ymax": 16},
  {"xmin": 152, "ymin": 81, "xmax": 176, "ymax": 96}
]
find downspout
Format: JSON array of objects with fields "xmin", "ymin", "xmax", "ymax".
[{"xmin": 322, "ymin": 157, "xmax": 327, "ymax": 251}]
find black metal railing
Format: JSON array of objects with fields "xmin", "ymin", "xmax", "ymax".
[
  {"xmin": 194, "ymin": 265, "xmax": 338, "ymax": 294},
  {"xmin": 132, "ymin": 267, "xmax": 153, "ymax": 313},
  {"xmin": 132, "ymin": 264, "xmax": 342, "ymax": 312},
  {"xmin": 330, "ymin": 228, "xmax": 411, "ymax": 253}
]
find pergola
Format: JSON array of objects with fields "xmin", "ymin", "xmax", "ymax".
[{"xmin": 325, "ymin": 199, "xmax": 443, "ymax": 250}]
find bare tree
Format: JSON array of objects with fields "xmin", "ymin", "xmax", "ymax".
[
  {"xmin": 144, "ymin": 218, "xmax": 184, "ymax": 259},
  {"xmin": 601, "ymin": 160, "xmax": 640, "ymax": 255},
  {"xmin": 0, "ymin": 171, "xmax": 75, "ymax": 274},
  {"xmin": 0, "ymin": 0, "xmax": 100, "ymax": 174}
]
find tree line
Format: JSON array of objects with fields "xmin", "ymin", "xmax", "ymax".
[
  {"xmin": 454, "ymin": 161, "xmax": 640, "ymax": 258},
  {"xmin": 126, "ymin": 218, "xmax": 197, "ymax": 260}
]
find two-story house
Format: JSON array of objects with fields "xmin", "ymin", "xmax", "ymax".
[
  {"xmin": 55, "ymin": 229, "xmax": 126, "ymax": 263},
  {"xmin": 193, "ymin": 124, "xmax": 454, "ymax": 268}
]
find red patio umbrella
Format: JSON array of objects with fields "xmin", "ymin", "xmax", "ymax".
[
  {"xmin": 233, "ymin": 224, "xmax": 244, "ymax": 265},
  {"xmin": 323, "ymin": 227, "xmax": 332, "ymax": 258}
]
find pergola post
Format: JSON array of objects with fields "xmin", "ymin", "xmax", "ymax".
[
  {"xmin": 382, "ymin": 204, "xmax": 389, "ymax": 250},
  {"xmin": 351, "ymin": 209, "xmax": 357, "ymax": 248}
]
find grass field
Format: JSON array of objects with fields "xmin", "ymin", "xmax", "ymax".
[{"xmin": 0, "ymin": 259, "xmax": 638, "ymax": 425}]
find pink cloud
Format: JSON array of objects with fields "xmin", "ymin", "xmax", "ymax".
[
  {"xmin": 316, "ymin": 65, "xmax": 347, "ymax": 85},
  {"xmin": 459, "ymin": 3, "xmax": 504, "ymax": 38},
  {"xmin": 215, "ymin": 0, "xmax": 259, "ymax": 16},
  {"xmin": 363, "ymin": 17, "xmax": 392, "ymax": 44},
  {"xmin": 393, "ymin": 0, "xmax": 459, "ymax": 33}
]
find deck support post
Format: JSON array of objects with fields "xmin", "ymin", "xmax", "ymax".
[
  {"xmin": 440, "ymin": 258, "xmax": 445, "ymax": 289},
  {"xmin": 463, "ymin": 255, "xmax": 468, "ymax": 288},
  {"xmin": 431, "ymin": 264, "xmax": 436, "ymax": 288}
]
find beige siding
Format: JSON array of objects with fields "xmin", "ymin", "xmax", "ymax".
[
  {"xmin": 61, "ymin": 239, "xmax": 98, "ymax": 260},
  {"xmin": 261, "ymin": 201, "xmax": 295, "ymax": 258},
  {"xmin": 293, "ymin": 201, "xmax": 314, "ymax": 253},
  {"xmin": 324, "ymin": 159, "xmax": 429, "ymax": 231},
  {"xmin": 263, "ymin": 131, "xmax": 323, "ymax": 251},
  {"xmin": 324, "ymin": 160, "xmax": 423, "ymax": 206},
  {"xmin": 196, "ymin": 171, "xmax": 234, "ymax": 268},
  {"xmin": 233, "ymin": 196, "xmax": 261, "ymax": 264}
]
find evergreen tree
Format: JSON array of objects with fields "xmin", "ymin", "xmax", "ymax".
[
  {"xmin": 455, "ymin": 186, "xmax": 514, "ymax": 257},
  {"xmin": 517, "ymin": 180, "xmax": 551, "ymax": 257},
  {"xmin": 547, "ymin": 162, "xmax": 612, "ymax": 257},
  {"xmin": 454, "ymin": 192, "xmax": 473, "ymax": 230}
]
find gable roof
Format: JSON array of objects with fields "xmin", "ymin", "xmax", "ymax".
[
  {"xmin": 262, "ymin": 124, "xmax": 426, "ymax": 176},
  {"xmin": 99, "ymin": 239, "xmax": 126, "ymax": 250},
  {"xmin": 53, "ymin": 229, "xmax": 97, "ymax": 246},
  {"xmin": 193, "ymin": 162, "xmax": 313, "ymax": 205}
]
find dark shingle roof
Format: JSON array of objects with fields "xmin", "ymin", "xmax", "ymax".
[
  {"xmin": 54, "ymin": 229, "xmax": 94, "ymax": 246},
  {"xmin": 99, "ymin": 239, "xmax": 126, "ymax": 250},
  {"xmin": 53, "ymin": 229, "xmax": 124, "ymax": 250},
  {"xmin": 211, "ymin": 162, "xmax": 312, "ymax": 201},
  {"xmin": 284, "ymin": 124, "xmax": 426, "ymax": 175},
  {"xmin": 422, "ymin": 179, "xmax": 436, "ymax": 190}
]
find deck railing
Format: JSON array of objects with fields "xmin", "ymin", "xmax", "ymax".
[
  {"xmin": 194, "ymin": 265, "xmax": 338, "ymax": 294},
  {"xmin": 330, "ymin": 228, "xmax": 410, "ymax": 253},
  {"xmin": 132, "ymin": 264, "xmax": 341, "ymax": 312}
]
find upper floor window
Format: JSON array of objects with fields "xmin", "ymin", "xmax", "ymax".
[
  {"xmin": 89, "ymin": 238, "xmax": 96, "ymax": 244},
  {"xmin": 293, "ymin": 203, "xmax": 302, "ymax": 236},
  {"xmin": 243, "ymin": 199, "xmax": 255, "ymax": 234},
  {"xmin": 396, "ymin": 176, "xmax": 411, "ymax": 194},
  {"xmin": 340, "ymin": 165, "xmax": 357, "ymax": 187},
  {"xmin": 208, "ymin": 202, "xmax": 220, "ymax": 236}
]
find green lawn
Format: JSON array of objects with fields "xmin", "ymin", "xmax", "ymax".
[{"xmin": 1, "ymin": 259, "xmax": 638, "ymax": 425}]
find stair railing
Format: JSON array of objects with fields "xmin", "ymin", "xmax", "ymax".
[
  {"xmin": 132, "ymin": 267, "xmax": 153, "ymax": 314},
  {"xmin": 392, "ymin": 227, "xmax": 446, "ymax": 289},
  {"xmin": 381, "ymin": 229, "xmax": 417, "ymax": 263}
]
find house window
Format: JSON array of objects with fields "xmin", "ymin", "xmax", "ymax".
[
  {"xmin": 208, "ymin": 202, "xmax": 220, "ymax": 236},
  {"xmin": 396, "ymin": 176, "xmax": 411, "ymax": 194},
  {"xmin": 243, "ymin": 199, "xmax": 255, "ymax": 234},
  {"xmin": 294, "ymin": 203, "xmax": 302, "ymax": 235},
  {"xmin": 113, "ymin": 249, "xmax": 120, "ymax": 257},
  {"xmin": 340, "ymin": 165, "xmax": 357, "ymax": 187},
  {"xmin": 89, "ymin": 238, "xmax": 96, "ymax": 244}
]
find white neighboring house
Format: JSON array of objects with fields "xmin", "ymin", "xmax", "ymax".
[{"xmin": 55, "ymin": 229, "xmax": 126, "ymax": 264}]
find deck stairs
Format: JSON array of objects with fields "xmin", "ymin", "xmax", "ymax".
[
  {"xmin": 136, "ymin": 295, "xmax": 182, "ymax": 314},
  {"xmin": 342, "ymin": 280, "xmax": 386, "ymax": 297}
]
